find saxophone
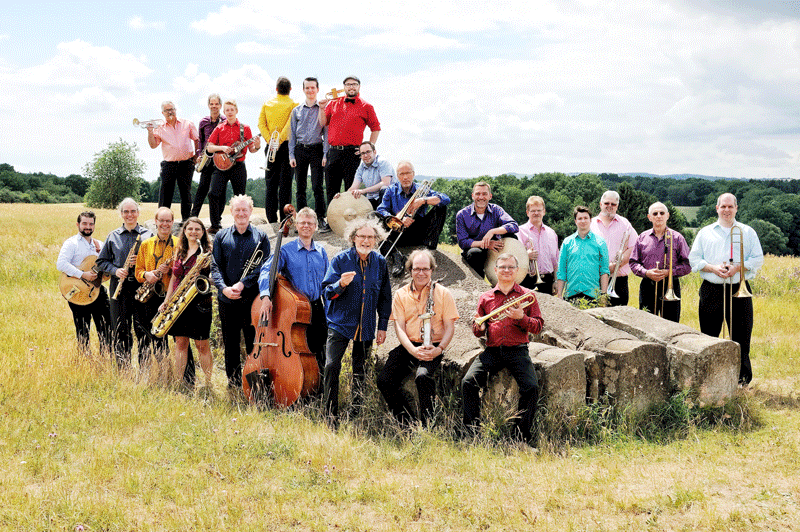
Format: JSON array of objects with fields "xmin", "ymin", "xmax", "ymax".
[
  {"xmin": 135, "ymin": 241, "xmax": 175, "ymax": 303},
  {"xmin": 151, "ymin": 247, "xmax": 212, "ymax": 338}
]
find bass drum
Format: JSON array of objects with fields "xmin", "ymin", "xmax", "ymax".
[{"xmin": 484, "ymin": 237, "xmax": 529, "ymax": 285}]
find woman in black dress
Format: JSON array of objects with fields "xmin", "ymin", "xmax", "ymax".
[{"xmin": 160, "ymin": 217, "xmax": 213, "ymax": 388}]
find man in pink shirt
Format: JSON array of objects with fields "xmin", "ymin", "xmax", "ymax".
[
  {"xmin": 147, "ymin": 101, "xmax": 200, "ymax": 222},
  {"xmin": 517, "ymin": 196, "xmax": 559, "ymax": 295},
  {"xmin": 590, "ymin": 190, "xmax": 638, "ymax": 306}
]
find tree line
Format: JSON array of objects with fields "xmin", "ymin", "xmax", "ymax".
[{"xmin": 3, "ymin": 141, "xmax": 798, "ymax": 256}]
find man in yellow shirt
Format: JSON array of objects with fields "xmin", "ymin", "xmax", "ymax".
[{"xmin": 258, "ymin": 76, "xmax": 297, "ymax": 222}]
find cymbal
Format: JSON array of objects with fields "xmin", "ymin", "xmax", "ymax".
[
  {"xmin": 326, "ymin": 194, "xmax": 373, "ymax": 237},
  {"xmin": 485, "ymin": 237, "xmax": 530, "ymax": 285}
]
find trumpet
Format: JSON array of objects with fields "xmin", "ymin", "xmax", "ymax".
[
  {"xmin": 474, "ymin": 292, "xmax": 537, "ymax": 327},
  {"xmin": 239, "ymin": 244, "xmax": 264, "ymax": 283},
  {"xmin": 132, "ymin": 118, "xmax": 164, "ymax": 129},
  {"xmin": 260, "ymin": 130, "xmax": 280, "ymax": 171},
  {"xmin": 325, "ymin": 87, "xmax": 347, "ymax": 100},
  {"xmin": 607, "ymin": 229, "xmax": 630, "ymax": 298}
]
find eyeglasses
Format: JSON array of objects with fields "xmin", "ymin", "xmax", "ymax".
[
  {"xmin": 497, "ymin": 265, "xmax": 518, "ymax": 271},
  {"xmin": 359, "ymin": 150, "xmax": 373, "ymax": 156},
  {"xmin": 354, "ymin": 234, "xmax": 376, "ymax": 241},
  {"xmin": 162, "ymin": 108, "xmax": 176, "ymax": 113},
  {"xmin": 412, "ymin": 267, "xmax": 431, "ymax": 273},
  {"xmin": 602, "ymin": 202, "xmax": 618, "ymax": 206},
  {"xmin": 296, "ymin": 221, "xmax": 315, "ymax": 226},
  {"xmin": 651, "ymin": 211, "xmax": 666, "ymax": 216},
  {"xmin": 344, "ymin": 82, "xmax": 359, "ymax": 87}
]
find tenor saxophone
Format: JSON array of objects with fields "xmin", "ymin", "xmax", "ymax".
[{"xmin": 151, "ymin": 249, "xmax": 212, "ymax": 338}]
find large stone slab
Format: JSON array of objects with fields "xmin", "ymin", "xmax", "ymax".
[
  {"xmin": 586, "ymin": 306, "xmax": 739, "ymax": 404},
  {"xmin": 536, "ymin": 293, "xmax": 670, "ymax": 413}
]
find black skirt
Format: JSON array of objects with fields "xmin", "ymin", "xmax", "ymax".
[{"xmin": 167, "ymin": 294, "xmax": 212, "ymax": 340}]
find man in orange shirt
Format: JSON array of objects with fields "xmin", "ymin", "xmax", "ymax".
[{"xmin": 147, "ymin": 101, "xmax": 199, "ymax": 222}]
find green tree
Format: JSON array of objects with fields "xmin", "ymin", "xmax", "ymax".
[
  {"xmin": 750, "ymin": 219, "xmax": 789, "ymax": 255},
  {"xmin": 84, "ymin": 139, "xmax": 146, "ymax": 209}
]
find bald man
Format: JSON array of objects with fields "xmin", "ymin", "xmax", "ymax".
[
  {"xmin": 629, "ymin": 202, "xmax": 691, "ymax": 322},
  {"xmin": 689, "ymin": 193, "xmax": 763, "ymax": 385}
]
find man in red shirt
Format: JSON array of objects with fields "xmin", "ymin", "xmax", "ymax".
[
  {"xmin": 147, "ymin": 101, "xmax": 199, "ymax": 222},
  {"xmin": 205, "ymin": 100, "xmax": 262, "ymax": 234},
  {"xmin": 462, "ymin": 253, "xmax": 543, "ymax": 442},
  {"xmin": 318, "ymin": 76, "xmax": 381, "ymax": 206}
]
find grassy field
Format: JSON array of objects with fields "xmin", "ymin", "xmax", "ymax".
[
  {"xmin": 675, "ymin": 206, "xmax": 702, "ymax": 226},
  {"xmin": 1, "ymin": 203, "xmax": 799, "ymax": 531}
]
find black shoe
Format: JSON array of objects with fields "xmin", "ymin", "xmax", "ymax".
[
  {"xmin": 392, "ymin": 261, "xmax": 405, "ymax": 278},
  {"xmin": 318, "ymin": 220, "xmax": 332, "ymax": 234}
]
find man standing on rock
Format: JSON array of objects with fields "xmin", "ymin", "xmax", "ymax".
[
  {"xmin": 556, "ymin": 205, "xmax": 609, "ymax": 305},
  {"xmin": 689, "ymin": 193, "xmax": 763, "ymax": 385},
  {"xmin": 590, "ymin": 190, "xmax": 637, "ymax": 307},
  {"xmin": 377, "ymin": 249, "xmax": 458, "ymax": 427},
  {"xmin": 462, "ymin": 253, "xmax": 543, "ymax": 442},
  {"xmin": 629, "ymin": 202, "xmax": 691, "ymax": 322},
  {"xmin": 259, "ymin": 76, "xmax": 297, "ymax": 223}
]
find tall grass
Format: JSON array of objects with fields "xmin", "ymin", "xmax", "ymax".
[{"xmin": 2, "ymin": 204, "xmax": 800, "ymax": 531}]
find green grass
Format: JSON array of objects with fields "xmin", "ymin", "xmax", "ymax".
[{"xmin": 2, "ymin": 203, "xmax": 800, "ymax": 531}]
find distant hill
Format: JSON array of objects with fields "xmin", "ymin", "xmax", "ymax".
[{"xmin": 417, "ymin": 172, "xmax": 747, "ymax": 182}]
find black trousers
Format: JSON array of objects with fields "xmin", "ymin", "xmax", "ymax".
[
  {"xmin": 108, "ymin": 279, "xmax": 150, "ymax": 368},
  {"xmin": 294, "ymin": 143, "xmax": 325, "ymax": 220},
  {"xmin": 323, "ymin": 329, "xmax": 372, "ymax": 420},
  {"xmin": 68, "ymin": 287, "xmax": 111, "ymax": 353},
  {"xmin": 190, "ymin": 161, "xmax": 214, "ymax": 218},
  {"xmin": 607, "ymin": 274, "xmax": 629, "ymax": 306},
  {"xmin": 218, "ymin": 296, "xmax": 256, "ymax": 387},
  {"xmin": 377, "ymin": 343, "xmax": 443, "ymax": 426},
  {"xmin": 325, "ymin": 146, "xmax": 360, "ymax": 206},
  {"xmin": 380, "ymin": 205, "xmax": 448, "ymax": 253},
  {"xmin": 307, "ymin": 299, "xmax": 328, "ymax": 384},
  {"xmin": 461, "ymin": 234, "xmax": 519, "ymax": 279},
  {"xmin": 639, "ymin": 277, "xmax": 682, "ymax": 323},
  {"xmin": 208, "ymin": 162, "xmax": 247, "ymax": 230},
  {"xmin": 521, "ymin": 272, "xmax": 555, "ymax": 295},
  {"xmin": 461, "ymin": 344, "xmax": 539, "ymax": 440},
  {"xmin": 134, "ymin": 294, "xmax": 195, "ymax": 384},
  {"xmin": 159, "ymin": 159, "xmax": 193, "ymax": 221},
  {"xmin": 698, "ymin": 280, "xmax": 754, "ymax": 384},
  {"xmin": 264, "ymin": 141, "xmax": 293, "ymax": 223}
]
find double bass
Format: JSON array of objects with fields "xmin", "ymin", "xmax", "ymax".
[{"xmin": 242, "ymin": 206, "xmax": 320, "ymax": 406}]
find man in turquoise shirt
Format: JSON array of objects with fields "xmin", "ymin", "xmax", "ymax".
[{"xmin": 556, "ymin": 206, "xmax": 610, "ymax": 304}]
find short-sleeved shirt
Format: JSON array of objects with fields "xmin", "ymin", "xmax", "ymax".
[
  {"xmin": 325, "ymin": 96, "xmax": 380, "ymax": 146},
  {"xmin": 353, "ymin": 155, "xmax": 396, "ymax": 200},
  {"xmin": 207, "ymin": 120, "xmax": 255, "ymax": 162},
  {"xmin": 390, "ymin": 282, "xmax": 459, "ymax": 344},
  {"xmin": 557, "ymin": 231, "xmax": 610, "ymax": 299},
  {"xmin": 590, "ymin": 215, "xmax": 637, "ymax": 276},
  {"xmin": 154, "ymin": 118, "xmax": 199, "ymax": 162}
]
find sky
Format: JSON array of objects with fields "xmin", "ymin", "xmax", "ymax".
[{"xmin": 1, "ymin": 0, "xmax": 798, "ymax": 183}]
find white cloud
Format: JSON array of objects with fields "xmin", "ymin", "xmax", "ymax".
[
  {"xmin": 128, "ymin": 16, "xmax": 164, "ymax": 31},
  {"xmin": 234, "ymin": 41, "xmax": 290, "ymax": 55},
  {"xmin": 356, "ymin": 31, "xmax": 464, "ymax": 51},
  {"xmin": 0, "ymin": 34, "xmax": 9, "ymax": 41}
]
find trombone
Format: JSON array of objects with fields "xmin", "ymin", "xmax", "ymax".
[
  {"xmin": 132, "ymin": 118, "xmax": 164, "ymax": 128},
  {"xmin": 661, "ymin": 229, "xmax": 680, "ymax": 303},
  {"xmin": 607, "ymin": 229, "xmax": 630, "ymax": 298},
  {"xmin": 722, "ymin": 225, "xmax": 752, "ymax": 339},
  {"xmin": 524, "ymin": 240, "xmax": 544, "ymax": 291}
]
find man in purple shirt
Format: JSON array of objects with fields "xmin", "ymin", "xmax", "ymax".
[
  {"xmin": 191, "ymin": 93, "xmax": 225, "ymax": 219},
  {"xmin": 629, "ymin": 202, "xmax": 691, "ymax": 322},
  {"xmin": 455, "ymin": 181, "xmax": 518, "ymax": 279}
]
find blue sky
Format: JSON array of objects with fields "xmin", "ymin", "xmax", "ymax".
[{"xmin": 1, "ymin": 0, "xmax": 798, "ymax": 182}]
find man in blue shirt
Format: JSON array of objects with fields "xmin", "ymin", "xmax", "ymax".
[
  {"xmin": 258, "ymin": 207, "xmax": 329, "ymax": 385},
  {"xmin": 340, "ymin": 141, "xmax": 395, "ymax": 209},
  {"xmin": 211, "ymin": 195, "xmax": 270, "ymax": 389},
  {"xmin": 289, "ymin": 77, "xmax": 330, "ymax": 232},
  {"xmin": 321, "ymin": 218, "xmax": 392, "ymax": 424},
  {"xmin": 556, "ymin": 205, "xmax": 610, "ymax": 305},
  {"xmin": 377, "ymin": 161, "xmax": 450, "ymax": 276}
]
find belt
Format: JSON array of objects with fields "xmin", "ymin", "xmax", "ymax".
[
  {"xmin": 329, "ymin": 144, "xmax": 358, "ymax": 150},
  {"xmin": 298, "ymin": 142, "xmax": 323, "ymax": 148}
]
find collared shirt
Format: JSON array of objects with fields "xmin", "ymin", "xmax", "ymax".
[
  {"xmin": 455, "ymin": 203, "xmax": 519, "ymax": 251},
  {"xmin": 590, "ymin": 215, "xmax": 637, "ymax": 277},
  {"xmin": 197, "ymin": 115, "xmax": 225, "ymax": 157},
  {"xmin": 325, "ymin": 96, "xmax": 381, "ymax": 146},
  {"xmin": 689, "ymin": 220, "xmax": 764, "ymax": 284},
  {"xmin": 154, "ymin": 118, "xmax": 199, "ymax": 162},
  {"xmin": 207, "ymin": 121, "xmax": 255, "ymax": 162},
  {"xmin": 57, "ymin": 234, "xmax": 103, "ymax": 278},
  {"xmin": 289, "ymin": 101, "xmax": 329, "ymax": 159},
  {"xmin": 258, "ymin": 238, "xmax": 329, "ymax": 302},
  {"xmin": 472, "ymin": 284, "xmax": 543, "ymax": 347},
  {"xmin": 557, "ymin": 231, "xmax": 610, "ymax": 299},
  {"xmin": 134, "ymin": 235, "xmax": 178, "ymax": 293},
  {"xmin": 517, "ymin": 221, "xmax": 559, "ymax": 275},
  {"xmin": 211, "ymin": 224, "xmax": 270, "ymax": 303},
  {"xmin": 322, "ymin": 247, "xmax": 392, "ymax": 342},
  {"xmin": 629, "ymin": 228, "xmax": 692, "ymax": 279},
  {"xmin": 258, "ymin": 94, "xmax": 297, "ymax": 144},
  {"xmin": 376, "ymin": 181, "xmax": 451, "ymax": 219},
  {"xmin": 390, "ymin": 282, "xmax": 460, "ymax": 344},
  {"xmin": 352, "ymin": 155, "xmax": 396, "ymax": 200},
  {"xmin": 96, "ymin": 224, "xmax": 153, "ymax": 291}
]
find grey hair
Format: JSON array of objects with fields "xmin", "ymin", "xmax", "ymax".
[{"xmin": 344, "ymin": 217, "xmax": 388, "ymax": 246}]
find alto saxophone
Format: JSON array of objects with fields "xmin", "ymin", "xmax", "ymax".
[
  {"xmin": 151, "ymin": 247, "xmax": 213, "ymax": 338},
  {"xmin": 135, "ymin": 242, "xmax": 175, "ymax": 303}
]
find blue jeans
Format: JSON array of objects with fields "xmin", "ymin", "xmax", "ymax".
[{"xmin": 323, "ymin": 329, "xmax": 372, "ymax": 420}]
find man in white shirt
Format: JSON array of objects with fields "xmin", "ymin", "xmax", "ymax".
[{"xmin": 689, "ymin": 193, "xmax": 764, "ymax": 385}]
